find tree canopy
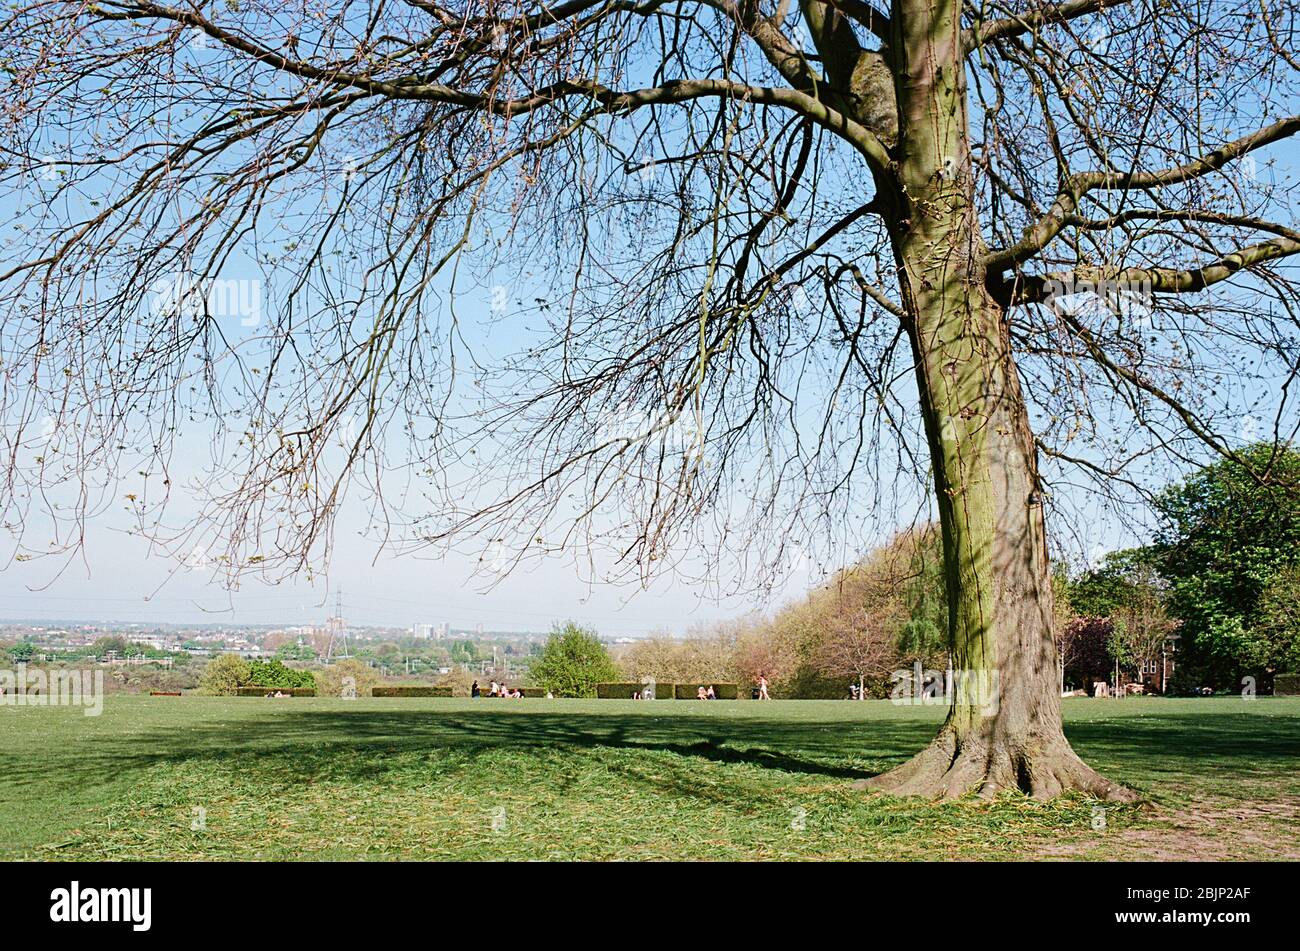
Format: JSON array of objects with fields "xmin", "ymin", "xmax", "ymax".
[{"xmin": 532, "ymin": 622, "xmax": 618, "ymax": 697}]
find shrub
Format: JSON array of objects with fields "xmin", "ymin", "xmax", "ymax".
[
  {"xmin": 233, "ymin": 686, "xmax": 316, "ymax": 697},
  {"xmin": 246, "ymin": 658, "xmax": 315, "ymax": 690},
  {"xmin": 1275, "ymin": 673, "xmax": 1300, "ymax": 696},
  {"xmin": 674, "ymin": 682, "xmax": 740, "ymax": 699},
  {"xmin": 371, "ymin": 685, "xmax": 453, "ymax": 697},
  {"xmin": 198, "ymin": 653, "xmax": 251, "ymax": 695},
  {"xmin": 595, "ymin": 682, "xmax": 676, "ymax": 699}
]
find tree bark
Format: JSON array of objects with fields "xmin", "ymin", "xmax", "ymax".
[{"xmin": 855, "ymin": 0, "xmax": 1134, "ymax": 800}]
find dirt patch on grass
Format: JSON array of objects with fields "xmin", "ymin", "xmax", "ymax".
[{"xmin": 1028, "ymin": 796, "xmax": 1300, "ymax": 861}]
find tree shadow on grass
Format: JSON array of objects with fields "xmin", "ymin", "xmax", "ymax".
[
  {"xmin": 0, "ymin": 707, "xmax": 933, "ymax": 791},
  {"xmin": 4, "ymin": 704, "xmax": 1296, "ymax": 799}
]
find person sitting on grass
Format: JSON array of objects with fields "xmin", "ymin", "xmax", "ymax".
[
  {"xmin": 697, "ymin": 686, "xmax": 708, "ymax": 700},
  {"xmin": 706, "ymin": 685, "xmax": 717, "ymax": 700}
]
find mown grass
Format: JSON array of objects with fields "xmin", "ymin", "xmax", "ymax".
[{"xmin": 2, "ymin": 696, "xmax": 1297, "ymax": 860}]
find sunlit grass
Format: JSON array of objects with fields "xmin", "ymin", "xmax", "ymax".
[{"xmin": 2, "ymin": 696, "xmax": 1296, "ymax": 860}]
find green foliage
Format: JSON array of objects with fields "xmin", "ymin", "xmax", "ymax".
[
  {"xmin": 448, "ymin": 639, "xmax": 477, "ymax": 664},
  {"xmin": 897, "ymin": 528, "xmax": 947, "ymax": 662},
  {"xmin": 1255, "ymin": 568, "xmax": 1300, "ymax": 674},
  {"xmin": 245, "ymin": 658, "xmax": 315, "ymax": 689},
  {"xmin": 371, "ymin": 685, "xmax": 453, "ymax": 697},
  {"xmin": 531, "ymin": 622, "xmax": 618, "ymax": 698},
  {"xmin": 1066, "ymin": 548, "xmax": 1162, "ymax": 618},
  {"xmin": 275, "ymin": 642, "xmax": 318, "ymax": 662},
  {"xmin": 1154, "ymin": 443, "xmax": 1300, "ymax": 682},
  {"xmin": 6, "ymin": 642, "xmax": 35, "ymax": 664},
  {"xmin": 595, "ymin": 682, "xmax": 676, "ymax": 699},
  {"xmin": 673, "ymin": 682, "xmax": 740, "ymax": 699},
  {"xmin": 199, "ymin": 653, "xmax": 251, "ymax": 695},
  {"xmin": 90, "ymin": 635, "xmax": 131, "ymax": 656},
  {"xmin": 233, "ymin": 686, "xmax": 317, "ymax": 697}
]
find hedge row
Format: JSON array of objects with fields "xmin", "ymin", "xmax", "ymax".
[
  {"xmin": 1275, "ymin": 673, "xmax": 1300, "ymax": 696},
  {"xmin": 595, "ymin": 682, "xmax": 744, "ymax": 699},
  {"xmin": 595, "ymin": 682, "xmax": 676, "ymax": 699},
  {"xmin": 372, "ymin": 685, "xmax": 453, "ymax": 698},
  {"xmin": 675, "ymin": 682, "xmax": 740, "ymax": 699},
  {"xmin": 234, "ymin": 686, "xmax": 317, "ymax": 697},
  {"xmin": 480, "ymin": 686, "xmax": 546, "ymax": 697}
]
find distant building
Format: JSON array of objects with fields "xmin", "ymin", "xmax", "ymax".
[{"xmin": 413, "ymin": 623, "xmax": 435, "ymax": 639}]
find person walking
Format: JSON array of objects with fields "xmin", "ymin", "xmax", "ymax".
[{"xmin": 757, "ymin": 675, "xmax": 770, "ymax": 700}]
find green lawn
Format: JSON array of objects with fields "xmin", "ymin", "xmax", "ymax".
[{"xmin": 2, "ymin": 695, "xmax": 1297, "ymax": 860}]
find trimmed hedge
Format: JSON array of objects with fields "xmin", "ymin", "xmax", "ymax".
[
  {"xmin": 674, "ymin": 682, "xmax": 740, "ymax": 700},
  {"xmin": 595, "ymin": 682, "xmax": 676, "ymax": 699},
  {"xmin": 234, "ymin": 686, "xmax": 316, "ymax": 697},
  {"xmin": 371, "ymin": 685, "xmax": 453, "ymax": 698},
  {"xmin": 481, "ymin": 686, "xmax": 547, "ymax": 698},
  {"xmin": 149, "ymin": 691, "xmax": 182, "ymax": 697},
  {"xmin": 1275, "ymin": 673, "xmax": 1300, "ymax": 696}
]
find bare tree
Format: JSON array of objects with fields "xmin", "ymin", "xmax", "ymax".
[
  {"xmin": 1111, "ymin": 568, "xmax": 1179, "ymax": 690},
  {"xmin": 813, "ymin": 599, "xmax": 905, "ymax": 700},
  {"xmin": 2, "ymin": 0, "xmax": 1299, "ymax": 798}
]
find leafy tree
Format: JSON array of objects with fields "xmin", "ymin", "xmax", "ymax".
[
  {"xmin": 246, "ymin": 659, "xmax": 316, "ymax": 689},
  {"xmin": 199, "ymin": 653, "xmax": 251, "ymax": 695},
  {"xmin": 449, "ymin": 641, "xmax": 477, "ymax": 665},
  {"xmin": 895, "ymin": 526, "xmax": 947, "ymax": 665},
  {"xmin": 7, "ymin": 642, "xmax": 35, "ymax": 664},
  {"xmin": 532, "ymin": 623, "xmax": 618, "ymax": 698},
  {"xmin": 90, "ymin": 635, "xmax": 130, "ymax": 657},
  {"xmin": 1255, "ymin": 569, "xmax": 1300, "ymax": 677},
  {"xmin": 1154, "ymin": 444, "xmax": 1300, "ymax": 686},
  {"xmin": 275, "ymin": 642, "xmax": 318, "ymax": 662}
]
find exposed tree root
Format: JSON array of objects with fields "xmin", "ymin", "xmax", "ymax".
[{"xmin": 853, "ymin": 727, "xmax": 1138, "ymax": 801}]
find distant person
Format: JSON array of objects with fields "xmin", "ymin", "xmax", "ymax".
[
  {"xmin": 489, "ymin": 681, "xmax": 499, "ymax": 697},
  {"xmin": 546, "ymin": 691, "xmax": 554, "ymax": 699},
  {"xmin": 632, "ymin": 691, "xmax": 641, "ymax": 701},
  {"xmin": 758, "ymin": 675, "xmax": 770, "ymax": 700},
  {"xmin": 706, "ymin": 685, "xmax": 717, "ymax": 700},
  {"xmin": 471, "ymin": 680, "xmax": 481, "ymax": 698},
  {"xmin": 697, "ymin": 686, "xmax": 708, "ymax": 700}
]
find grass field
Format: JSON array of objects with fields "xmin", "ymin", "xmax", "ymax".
[{"xmin": 2, "ymin": 695, "xmax": 1298, "ymax": 860}]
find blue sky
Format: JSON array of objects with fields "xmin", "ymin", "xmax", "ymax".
[{"xmin": 1, "ymin": 9, "xmax": 1298, "ymax": 633}]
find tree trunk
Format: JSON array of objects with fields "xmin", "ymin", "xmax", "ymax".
[{"xmin": 856, "ymin": 0, "xmax": 1134, "ymax": 800}]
